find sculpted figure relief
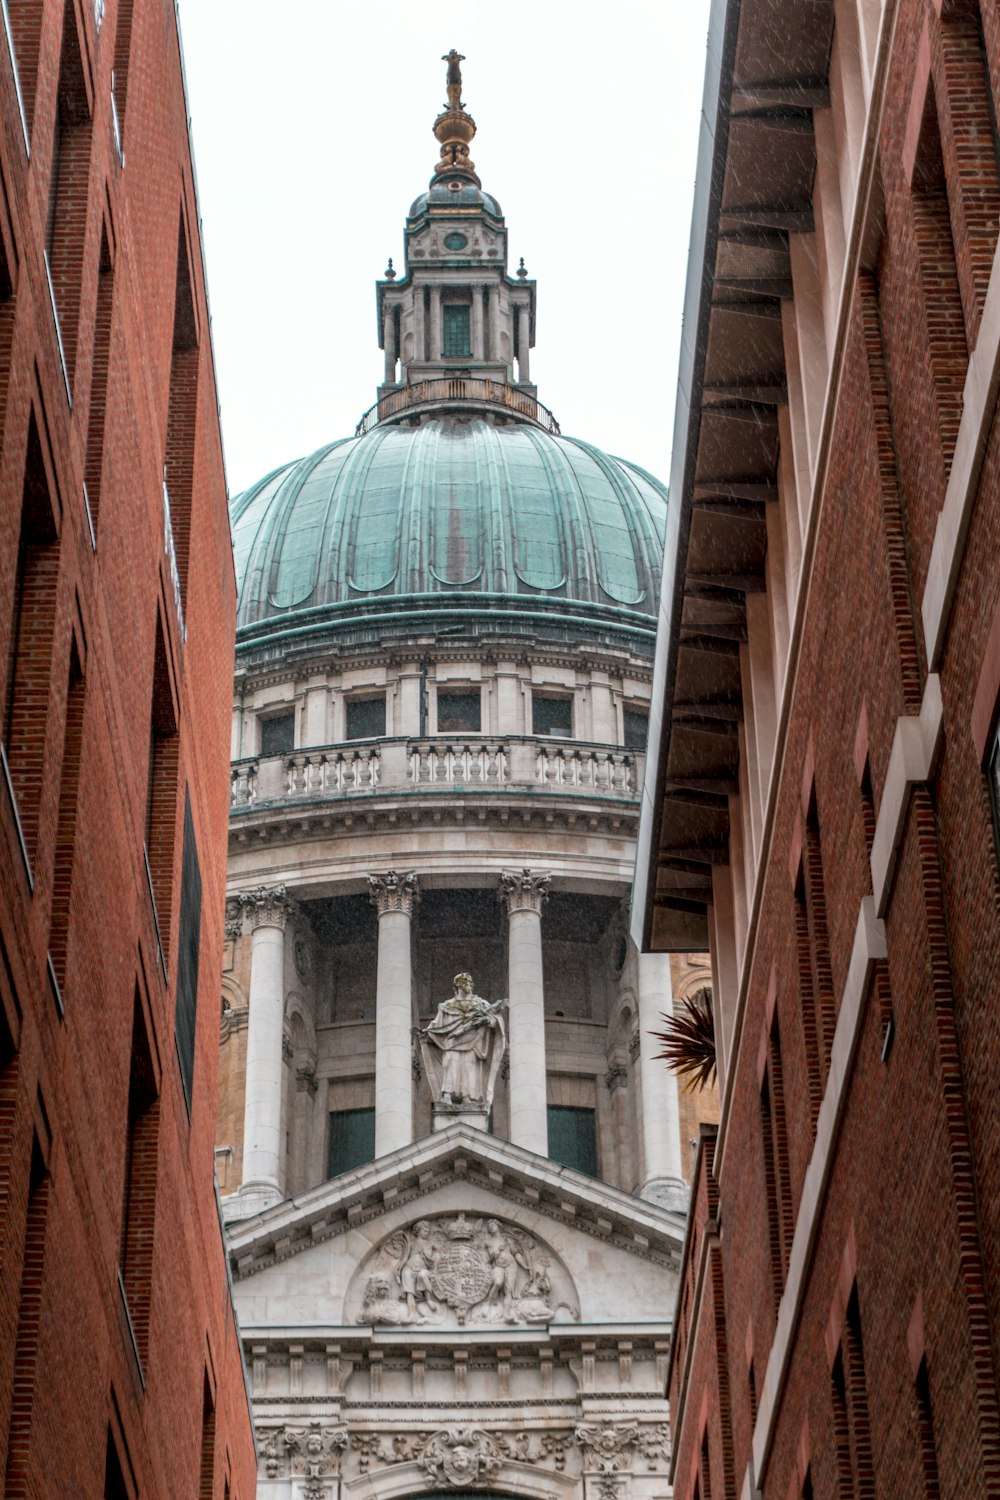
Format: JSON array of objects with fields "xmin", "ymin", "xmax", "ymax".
[
  {"xmin": 355, "ymin": 1214, "xmax": 578, "ymax": 1326},
  {"xmin": 416, "ymin": 973, "xmax": 506, "ymax": 1112}
]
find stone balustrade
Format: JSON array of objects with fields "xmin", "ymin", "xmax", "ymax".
[{"xmin": 230, "ymin": 737, "xmax": 643, "ymax": 809}]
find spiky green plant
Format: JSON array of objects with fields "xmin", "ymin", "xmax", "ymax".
[{"xmin": 651, "ymin": 986, "xmax": 716, "ymax": 1090}]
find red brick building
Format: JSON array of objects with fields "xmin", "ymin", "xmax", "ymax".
[
  {"xmin": 633, "ymin": 0, "xmax": 1000, "ymax": 1495},
  {"xmin": 0, "ymin": 1, "xmax": 255, "ymax": 1495}
]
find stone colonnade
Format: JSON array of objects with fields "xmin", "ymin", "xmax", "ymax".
[{"xmin": 233, "ymin": 875, "xmax": 686, "ymax": 1207}]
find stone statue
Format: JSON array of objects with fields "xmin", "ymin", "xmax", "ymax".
[
  {"xmin": 416, "ymin": 973, "xmax": 506, "ymax": 1112},
  {"xmin": 443, "ymin": 49, "xmax": 465, "ymax": 110}
]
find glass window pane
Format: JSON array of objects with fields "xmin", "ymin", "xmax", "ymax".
[
  {"xmin": 547, "ymin": 1105, "xmax": 598, "ymax": 1177},
  {"xmin": 345, "ymin": 696, "xmax": 386, "ymax": 740},
  {"xmin": 533, "ymin": 694, "xmax": 572, "ymax": 737},
  {"xmin": 438, "ymin": 690, "xmax": 481, "ymax": 734},
  {"xmin": 260, "ymin": 712, "xmax": 294, "ymax": 756},
  {"xmin": 623, "ymin": 707, "xmax": 649, "ymax": 750},
  {"xmin": 328, "ymin": 1108, "xmax": 375, "ymax": 1177},
  {"xmin": 442, "ymin": 304, "xmax": 471, "ymax": 357}
]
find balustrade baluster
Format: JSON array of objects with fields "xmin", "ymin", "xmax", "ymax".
[{"xmin": 370, "ymin": 752, "xmax": 380, "ymax": 787}]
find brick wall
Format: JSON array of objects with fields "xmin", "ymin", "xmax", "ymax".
[
  {"xmin": 0, "ymin": 1, "xmax": 255, "ymax": 1494},
  {"xmin": 658, "ymin": 0, "xmax": 1000, "ymax": 1495}
]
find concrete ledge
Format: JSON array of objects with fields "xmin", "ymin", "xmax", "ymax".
[
  {"xmin": 922, "ymin": 230, "xmax": 1000, "ymax": 670},
  {"xmin": 870, "ymin": 675, "xmax": 943, "ymax": 916},
  {"xmin": 751, "ymin": 897, "xmax": 886, "ymax": 1486}
]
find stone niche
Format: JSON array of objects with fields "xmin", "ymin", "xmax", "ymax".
[{"xmin": 345, "ymin": 1212, "xmax": 580, "ymax": 1328}]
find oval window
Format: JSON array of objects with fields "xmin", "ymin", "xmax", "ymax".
[{"xmin": 444, "ymin": 231, "xmax": 468, "ymax": 250}]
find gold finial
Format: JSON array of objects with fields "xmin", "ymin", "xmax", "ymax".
[{"xmin": 432, "ymin": 49, "xmax": 479, "ymax": 186}]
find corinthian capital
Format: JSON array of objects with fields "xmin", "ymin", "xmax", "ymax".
[
  {"xmin": 499, "ymin": 868, "xmax": 551, "ymax": 916},
  {"xmin": 368, "ymin": 870, "xmax": 419, "ymax": 918},
  {"xmin": 239, "ymin": 884, "xmax": 296, "ymax": 932}
]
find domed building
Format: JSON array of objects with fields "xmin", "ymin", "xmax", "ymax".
[{"xmin": 217, "ymin": 54, "xmax": 712, "ymax": 1500}]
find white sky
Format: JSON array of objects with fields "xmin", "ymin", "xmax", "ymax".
[{"xmin": 175, "ymin": 1, "xmax": 713, "ymax": 497}]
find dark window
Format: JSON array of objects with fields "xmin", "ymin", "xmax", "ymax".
[
  {"xmin": 346, "ymin": 696, "xmax": 386, "ymax": 740},
  {"xmin": 6, "ymin": 0, "xmax": 45, "ymax": 134},
  {"xmin": 49, "ymin": 638, "xmax": 85, "ymax": 988},
  {"xmin": 989, "ymin": 727, "xmax": 1000, "ymax": 859},
  {"xmin": 104, "ymin": 1430, "xmax": 130, "ymax": 1500},
  {"xmin": 175, "ymin": 790, "xmax": 202, "ymax": 1107},
  {"xmin": 437, "ymin": 690, "xmax": 481, "ymax": 734},
  {"xmin": 915, "ymin": 1357, "xmax": 941, "ymax": 1500},
  {"xmin": 442, "ymin": 303, "xmax": 470, "ymax": 357},
  {"xmin": 46, "ymin": 2, "xmax": 92, "ymax": 383},
  {"xmin": 85, "ymin": 225, "xmax": 114, "ymax": 526},
  {"xmin": 120, "ymin": 989, "xmax": 159, "ymax": 1365},
  {"xmin": 3, "ymin": 412, "xmax": 60, "ymax": 869},
  {"xmin": 198, "ymin": 1374, "xmax": 216, "ymax": 1499},
  {"xmin": 547, "ymin": 1106, "xmax": 598, "ymax": 1177},
  {"xmin": 533, "ymin": 694, "xmax": 572, "ymax": 738},
  {"xmin": 144, "ymin": 618, "xmax": 178, "ymax": 949},
  {"xmin": 623, "ymin": 707, "xmax": 649, "ymax": 750},
  {"xmin": 165, "ymin": 219, "xmax": 199, "ymax": 612},
  {"xmin": 112, "ymin": 0, "xmax": 134, "ymax": 138},
  {"xmin": 260, "ymin": 711, "xmax": 295, "ymax": 757},
  {"xmin": 328, "ymin": 1108, "xmax": 375, "ymax": 1177},
  {"xmin": 4, "ymin": 1136, "xmax": 50, "ymax": 1493}
]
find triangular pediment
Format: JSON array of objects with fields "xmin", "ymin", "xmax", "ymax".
[
  {"xmin": 224, "ymin": 1126, "xmax": 683, "ymax": 1333},
  {"xmin": 227, "ymin": 1124, "xmax": 684, "ymax": 1273}
]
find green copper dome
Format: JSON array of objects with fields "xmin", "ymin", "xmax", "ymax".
[{"xmin": 231, "ymin": 418, "xmax": 667, "ymax": 641}]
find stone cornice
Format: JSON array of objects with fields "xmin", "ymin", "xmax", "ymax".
[
  {"xmin": 230, "ymin": 793, "xmax": 639, "ymax": 850},
  {"xmin": 224, "ymin": 1125, "xmax": 684, "ymax": 1281}
]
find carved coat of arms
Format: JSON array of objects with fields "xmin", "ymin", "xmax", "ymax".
[{"xmin": 354, "ymin": 1213, "xmax": 579, "ymax": 1326}]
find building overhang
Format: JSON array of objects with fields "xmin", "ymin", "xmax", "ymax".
[{"xmin": 632, "ymin": 0, "xmax": 833, "ymax": 952}]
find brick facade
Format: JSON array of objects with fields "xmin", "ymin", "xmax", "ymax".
[
  {"xmin": 0, "ymin": 1, "xmax": 255, "ymax": 1495},
  {"xmin": 638, "ymin": 0, "xmax": 1000, "ymax": 1495}
]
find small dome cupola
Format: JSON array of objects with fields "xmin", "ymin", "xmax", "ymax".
[{"xmin": 368, "ymin": 52, "xmax": 544, "ymax": 434}]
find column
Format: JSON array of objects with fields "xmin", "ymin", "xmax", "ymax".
[
  {"xmin": 472, "ymin": 287, "xmax": 485, "ymax": 361},
  {"xmin": 637, "ymin": 951, "xmax": 687, "ymax": 1213},
  {"xmin": 499, "ymin": 869, "xmax": 550, "ymax": 1155},
  {"xmin": 517, "ymin": 303, "xmax": 531, "ymax": 383},
  {"xmin": 413, "ymin": 287, "xmax": 425, "ymax": 365},
  {"xmin": 487, "ymin": 285, "xmax": 501, "ymax": 363},
  {"xmin": 430, "ymin": 285, "xmax": 443, "ymax": 361},
  {"xmin": 239, "ymin": 885, "xmax": 295, "ymax": 1211},
  {"xmin": 369, "ymin": 871, "xmax": 419, "ymax": 1156},
  {"xmin": 383, "ymin": 302, "xmax": 396, "ymax": 383}
]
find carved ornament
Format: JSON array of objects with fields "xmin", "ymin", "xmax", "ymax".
[
  {"xmin": 239, "ymin": 884, "xmax": 296, "ymax": 932},
  {"xmin": 498, "ymin": 867, "xmax": 551, "ymax": 917},
  {"xmin": 368, "ymin": 869, "xmax": 419, "ymax": 918},
  {"xmin": 353, "ymin": 1214, "xmax": 579, "ymax": 1327},
  {"xmin": 258, "ymin": 1424, "xmax": 348, "ymax": 1490},
  {"xmin": 421, "ymin": 1427, "xmax": 503, "ymax": 1488}
]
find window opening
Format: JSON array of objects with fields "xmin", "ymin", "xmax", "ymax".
[
  {"xmin": 175, "ymin": 789, "xmax": 201, "ymax": 1108},
  {"xmin": 144, "ymin": 616, "xmax": 178, "ymax": 952},
  {"xmin": 2, "ymin": 412, "xmax": 60, "ymax": 869},
  {"xmin": 533, "ymin": 694, "xmax": 572, "ymax": 738},
  {"xmin": 547, "ymin": 1105, "xmax": 598, "ymax": 1177},
  {"xmin": 260, "ymin": 711, "xmax": 294, "ymax": 757},
  {"xmin": 442, "ymin": 303, "xmax": 470, "ymax": 357},
  {"xmin": 328, "ymin": 1108, "xmax": 375, "ymax": 1177},
  {"xmin": 84, "ymin": 225, "xmax": 114, "ymax": 526},
  {"xmin": 345, "ymin": 696, "xmax": 386, "ymax": 741},
  {"xmin": 622, "ymin": 706, "xmax": 648, "ymax": 750},
  {"xmin": 437, "ymin": 690, "xmax": 481, "ymax": 735},
  {"xmin": 4, "ymin": 1136, "xmax": 50, "ymax": 1498},
  {"xmin": 120, "ymin": 987, "xmax": 159, "ymax": 1366},
  {"xmin": 49, "ymin": 637, "xmax": 85, "ymax": 988}
]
